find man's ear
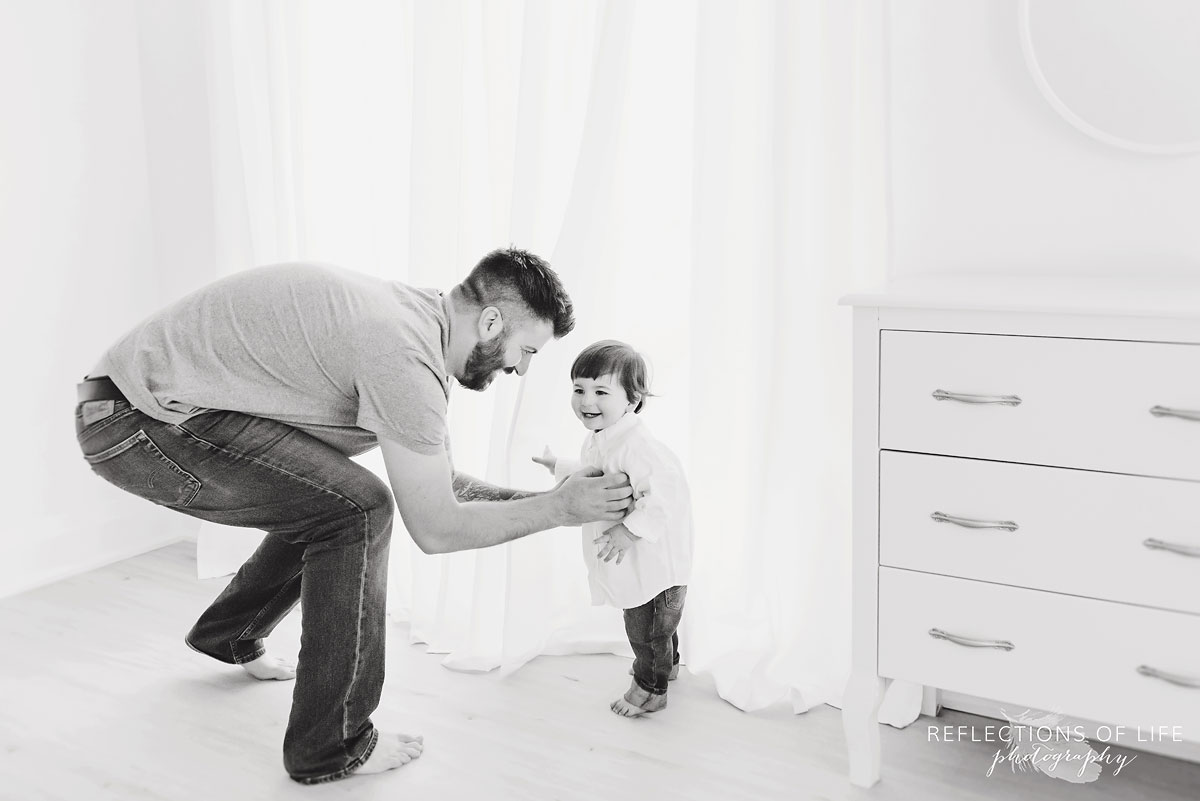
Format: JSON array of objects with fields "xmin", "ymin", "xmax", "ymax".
[{"xmin": 477, "ymin": 306, "xmax": 504, "ymax": 341}]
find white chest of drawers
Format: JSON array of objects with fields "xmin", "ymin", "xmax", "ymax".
[{"xmin": 840, "ymin": 278, "xmax": 1200, "ymax": 788}]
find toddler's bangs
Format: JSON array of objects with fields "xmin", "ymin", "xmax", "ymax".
[{"xmin": 570, "ymin": 340, "xmax": 635, "ymax": 381}]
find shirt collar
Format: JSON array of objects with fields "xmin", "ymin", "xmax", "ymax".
[
  {"xmin": 437, "ymin": 290, "xmax": 453, "ymax": 386},
  {"xmin": 589, "ymin": 412, "xmax": 641, "ymax": 448}
]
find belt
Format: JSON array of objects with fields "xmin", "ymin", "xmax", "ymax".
[{"xmin": 77, "ymin": 376, "xmax": 128, "ymax": 403}]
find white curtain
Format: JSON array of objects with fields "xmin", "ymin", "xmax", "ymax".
[{"xmin": 193, "ymin": 0, "xmax": 904, "ymax": 718}]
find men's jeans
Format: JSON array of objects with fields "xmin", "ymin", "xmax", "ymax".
[
  {"xmin": 75, "ymin": 398, "xmax": 392, "ymax": 784},
  {"xmin": 623, "ymin": 585, "xmax": 686, "ymax": 696}
]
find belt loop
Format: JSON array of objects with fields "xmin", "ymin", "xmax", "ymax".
[{"xmin": 77, "ymin": 377, "xmax": 129, "ymax": 404}]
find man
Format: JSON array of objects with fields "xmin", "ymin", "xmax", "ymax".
[{"xmin": 73, "ymin": 249, "xmax": 633, "ymax": 784}]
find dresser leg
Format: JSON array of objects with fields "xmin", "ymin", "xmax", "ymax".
[
  {"xmin": 921, "ymin": 685, "xmax": 941, "ymax": 717},
  {"xmin": 843, "ymin": 671, "xmax": 887, "ymax": 787}
]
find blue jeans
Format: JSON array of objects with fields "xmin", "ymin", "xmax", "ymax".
[
  {"xmin": 75, "ymin": 399, "xmax": 392, "ymax": 784},
  {"xmin": 624, "ymin": 585, "xmax": 686, "ymax": 695}
]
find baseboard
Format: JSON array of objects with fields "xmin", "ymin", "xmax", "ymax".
[
  {"xmin": 937, "ymin": 690, "xmax": 1200, "ymax": 765},
  {"xmin": 0, "ymin": 530, "xmax": 191, "ymax": 600}
]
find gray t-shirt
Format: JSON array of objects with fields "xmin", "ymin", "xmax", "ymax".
[{"xmin": 97, "ymin": 262, "xmax": 452, "ymax": 456}]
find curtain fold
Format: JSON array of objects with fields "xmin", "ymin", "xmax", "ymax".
[
  {"xmin": 194, "ymin": 0, "xmax": 305, "ymax": 578},
  {"xmin": 192, "ymin": 0, "xmax": 908, "ymax": 719}
]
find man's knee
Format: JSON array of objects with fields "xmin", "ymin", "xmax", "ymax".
[
  {"xmin": 306, "ymin": 473, "xmax": 394, "ymax": 545},
  {"xmin": 356, "ymin": 476, "xmax": 394, "ymax": 538}
]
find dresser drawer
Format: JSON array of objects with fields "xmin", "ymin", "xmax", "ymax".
[
  {"xmin": 879, "ymin": 451, "xmax": 1200, "ymax": 615},
  {"xmin": 879, "ymin": 569, "xmax": 1200, "ymax": 740},
  {"xmin": 879, "ymin": 331, "xmax": 1200, "ymax": 480}
]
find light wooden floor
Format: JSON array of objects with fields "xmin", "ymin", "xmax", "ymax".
[{"xmin": 1, "ymin": 542, "xmax": 1197, "ymax": 801}]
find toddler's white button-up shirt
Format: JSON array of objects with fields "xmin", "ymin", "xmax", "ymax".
[{"xmin": 555, "ymin": 413, "xmax": 693, "ymax": 609}]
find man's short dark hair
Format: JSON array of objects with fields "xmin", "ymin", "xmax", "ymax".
[{"xmin": 459, "ymin": 248, "xmax": 575, "ymax": 338}]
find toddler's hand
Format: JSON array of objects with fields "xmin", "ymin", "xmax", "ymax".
[
  {"xmin": 594, "ymin": 522, "xmax": 638, "ymax": 565},
  {"xmin": 531, "ymin": 446, "xmax": 557, "ymax": 475}
]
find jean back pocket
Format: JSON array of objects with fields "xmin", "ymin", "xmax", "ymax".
[{"xmin": 84, "ymin": 429, "xmax": 201, "ymax": 508}]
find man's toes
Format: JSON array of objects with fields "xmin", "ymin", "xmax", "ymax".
[
  {"xmin": 357, "ymin": 733, "xmax": 423, "ymax": 775},
  {"xmin": 241, "ymin": 655, "xmax": 297, "ymax": 681}
]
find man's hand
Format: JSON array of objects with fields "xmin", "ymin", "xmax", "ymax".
[
  {"xmin": 555, "ymin": 467, "xmax": 633, "ymax": 526},
  {"xmin": 380, "ymin": 437, "xmax": 631, "ymax": 554},
  {"xmin": 530, "ymin": 446, "xmax": 557, "ymax": 475},
  {"xmin": 594, "ymin": 522, "xmax": 638, "ymax": 564}
]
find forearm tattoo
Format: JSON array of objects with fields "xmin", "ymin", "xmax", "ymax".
[{"xmin": 452, "ymin": 472, "xmax": 538, "ymax": 502}]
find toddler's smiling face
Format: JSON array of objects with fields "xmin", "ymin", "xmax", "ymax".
[{"xmin": 571, "ymin": 373, "xmax": 636, "ymax": 432}]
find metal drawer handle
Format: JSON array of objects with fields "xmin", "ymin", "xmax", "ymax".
[
  {"xmin": 928, "ymin": 628, "xmax": 1015, "ymax": 651},
  {"xmin": 1137, "ymin": 665, "xmax": 1200, "ymax": 689},
  {"xmin": 1143, "ymin": 538, "xmax": 1200, "ymax": 558},
  {"xmin": 1150, "ymin": 406, "xmax": 1200, "ymax": 422},
  {"xmin": 932, "ymin": 389, "xmax": 1022, "ymax": 406},
  {"xmin": 931, "ymin": 511, "xmax": 1019, "ymax": 532}
]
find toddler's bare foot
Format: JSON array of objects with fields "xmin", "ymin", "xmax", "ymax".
[
  {"xmin": 610, "ymin": 679, "xmax": 667, "ymax": 717},
  {"xmin": 240, "ymin": 653, "xmax": 296, "ymax": 681},
  {"xmin": 356, "ymin": 732, "xmax": 424, "ymax": 775},
  {"xmin": 628, "ymin": 664, "xmax": 679, "ymax": 681}
]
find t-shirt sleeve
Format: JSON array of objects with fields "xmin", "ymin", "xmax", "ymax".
[{"xmin": 354, "ymin": 347, "xmax": 448, "ymax": 455}]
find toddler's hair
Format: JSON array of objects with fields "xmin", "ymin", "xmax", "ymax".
[{"xmin": 570, "ymin": 340, "xmax": 654, "ymax": 413}]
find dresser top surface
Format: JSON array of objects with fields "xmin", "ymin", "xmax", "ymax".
[{"xmin": 839, "ymin": 274, "xmax": 1200, "ymax": 319}]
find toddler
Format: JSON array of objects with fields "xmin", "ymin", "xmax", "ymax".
[{"xmin": 533, "ymin": 340, "xmax": 694, "ymax": 717}]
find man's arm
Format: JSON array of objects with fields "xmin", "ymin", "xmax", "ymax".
[
  {"xmin": 451, "ymin": 471, "xmax": 541, "ymax": 502},
  {"xmin": 380, "ymin": 436, "xmax": 631, "ymax": 555}
]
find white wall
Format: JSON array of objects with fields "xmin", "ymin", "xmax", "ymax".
[
  {"xmin": 136, "ymin": 0, "xmax": 218, "ymax": 300},
  {"xmin": 888, "ymin": 0, "xmax": 1200, "ymax": 278},
  {"xmin": 0, "ymin": 1, "xmax": 213, "ymax": 597}
]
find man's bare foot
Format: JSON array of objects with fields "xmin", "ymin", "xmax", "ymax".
[
  {"xmin": 610, "ymin": 679, "xmax": 667, "ymax": 717},
  {"xmin": 240, "ymin": 654, "xmax": 296, "ymax": 681},
  {"xmin": 628, "ymin": 664, "xmax": 679, "ymax": 681},
  {"xmin": 356, "ymin": 733, "xmax": 424, "ymax": 775}
]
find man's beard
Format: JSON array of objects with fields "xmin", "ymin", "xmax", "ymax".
[{"xmin": 459, "ymin": 334, "xmax": 508, "ymax": 392}]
